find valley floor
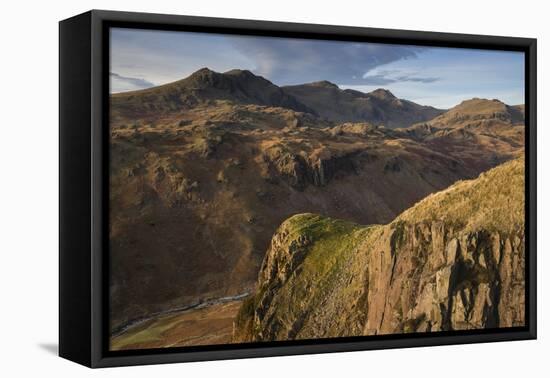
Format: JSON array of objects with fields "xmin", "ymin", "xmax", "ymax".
[{"xmin": 111, "ymin": 299, "xmax": 243, "ymax": 350}]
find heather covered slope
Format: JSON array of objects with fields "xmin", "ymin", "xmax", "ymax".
[{"xmin": 233, "ymin": 158, "xmax": 525, "ymax": 342}]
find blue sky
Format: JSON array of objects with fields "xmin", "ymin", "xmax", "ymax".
[{"xmin": 110, "ymin": 28, "xmax": 525, "ymax": 109}]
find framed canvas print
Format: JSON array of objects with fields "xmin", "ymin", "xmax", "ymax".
[{"xmin": 59, "ymin": 10, "xmax": 537, "ymax": 368}]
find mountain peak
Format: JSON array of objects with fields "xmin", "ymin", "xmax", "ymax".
[
  {"xmin": 186, "ymin": 67, "xmax": 219, "ymax": 84},
  {"xmin": 451, "ymin": 98, "xmax": 508, "ymax": 115},
  {"xmin": 458, "ymin": 97, "xmax": 502, "ymax": 107},
  {"xmin": 224, "ymin": 68, "xmax": 255, "ymax": 77},
  {"xmin": 429, "ymin": 97, "xmax": 524, "ymax": 126},
  {"xmin": 368, "ymin": 88, "xmax": 397, "ymax": 100},
  {"xmin": 190, "ymin": 67, "xmax": 216, "ymax": 77},
  {"xmin": 306, "ymin": 80, "xmax": 340, "ymax": 89}
]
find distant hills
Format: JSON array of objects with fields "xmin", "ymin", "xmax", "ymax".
[
  {"xmin": 283, "ymin": 81, "xmax": 443, "ymax": 128},
  {"xmin": 425, "ymin": 97, "xmax": 524, "ymax": 128},
  {"xmin": 112, "ymin": 68, "xmax": 443, "ymax": 129},
  {"xmin": 108, "ymin": 67, "xmax": 525, "ymax": 335},
  {"xmin": 111, "ymin": 68, "xmax": 314, "ymax": 118}
]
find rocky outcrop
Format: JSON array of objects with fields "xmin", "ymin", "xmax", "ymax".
[
  {"xmin": 262, "ymin": 145, "xmax": 360, "ymax": 190},
  {"xmin": 360, "ymin": 223, "xmax": 524, "ymax": 334},
  {"xmin": 234, "ymin": 157, "xmax": 525, "ymax": 341}
]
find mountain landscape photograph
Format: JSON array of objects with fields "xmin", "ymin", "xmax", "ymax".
[{"xmin": 108, "ymin": 28, "xmax": 526, "ymax": 350}]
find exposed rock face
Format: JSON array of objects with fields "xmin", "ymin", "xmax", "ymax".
[
  {"xmin": 262, "ymin": 145, "xmax": 359, "ymax": 190},
  {"xmin": 234, "ymin": 158, "xmax": 525, "ymax": 341},
  {"xmin": 361, "ymin": 223, "xmax": 524, "ymax": 334}
]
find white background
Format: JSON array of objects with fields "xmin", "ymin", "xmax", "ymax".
[{"xmin": 0, "ymin": 0, "xmax": 547, "ymax": 376}]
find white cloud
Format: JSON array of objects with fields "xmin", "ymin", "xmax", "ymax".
[{"xmin": 110, "ymin": 72, "xmax": 155, "ymax": 93}]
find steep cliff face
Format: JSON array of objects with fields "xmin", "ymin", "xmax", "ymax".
[
  {"xmin": 262, "ymin": 144, "xmax": 361, "ymax": 190},
  {"xmin": 234, "ymin": 157, "xmax": 525, "ymax": 342}
]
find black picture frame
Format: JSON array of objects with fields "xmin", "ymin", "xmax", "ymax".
[{"xmin": 59, "ymin": 9, "xmax": 537, "ymax": 368}]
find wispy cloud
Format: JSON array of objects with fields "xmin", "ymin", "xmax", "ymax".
[
  {"xmin": 109, "ymin": 28, "xmax": 525, "ymax": 107},
  {"xmin": 362, "ymin": 69, "xmax": 439, "ymax": 85},
  {"xmin": 230, "ymin": 39, "xmax": 424, "ymax": 85},
  {"xmin": 110, "ymin": 72, "xmax": 155, "ymax": 93}
]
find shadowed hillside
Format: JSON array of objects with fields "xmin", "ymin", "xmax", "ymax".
[{"xmin": 283, "ymin": 81, "xmax": 443, "ymax": 128}]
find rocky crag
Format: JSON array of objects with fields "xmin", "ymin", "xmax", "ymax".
[{"xmin": 233, "ymin": 157, "xmax": 525, "ymax": 341}]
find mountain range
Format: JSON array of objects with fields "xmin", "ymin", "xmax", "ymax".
[
  {"xmin": 111, "ymin": 67, "xmax": 444, "ymax": 128},
  {"xmin": 109, "ymin": 67, "xmax": 525, "ymax": 341},
  {"xmin": 283, "ymin": 80, "xmax": 443, "ymax": 127}
]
